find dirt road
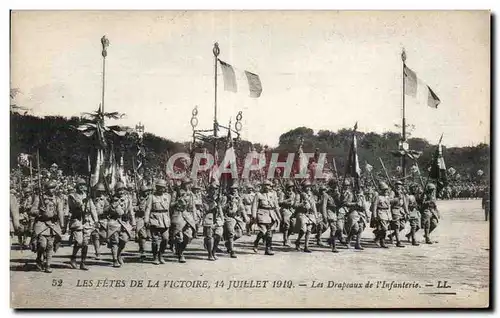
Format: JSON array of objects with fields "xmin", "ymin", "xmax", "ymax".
[{"xmin": 10, "ymin": 199, "xmax": 489, "ymax": 308}]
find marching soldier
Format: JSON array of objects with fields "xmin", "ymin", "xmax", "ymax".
[
  {"xmin": 482, "ymin": 187, "xmax": 490, "ymax": 221},
  {"xmin": 421, "ymin": 183, "xmax": 440, "ymax": 244},
  {"xmin": 11, "ymin": 190, "xmax": 20, "ymax": 245},
  {"xmin": 18, "ymin": 185, "xmax": 35, "ymax": 249},
  {"xmin": 68, "ymin": 178, "xmax": 97, "ymax": 270},
  {"xmin": 107, "ymin": 182, "xmax": 136, "ymax": 267},
  {"xmin": 223, "ymin": 184, "xmax": 248, "ymax": 258},
  {"xmin": 294, "ymin": 181, "xmax": 318, "ymax": 253},
  {"xmin": 252, "ymin": 180, "xmax": 278, "ymax": 255},
  {"xmin": 388, "ymin": 181, "xmax": 408, "ymax": 248},
  {"xmin": 134, "ymin": 184, "xmax": 151, "ymax": 262},
  {"xmin": 191, "ymin": 183, "xmax": 204, "ymax": 238},
  {"xmin": 170, "ymin": 179, "xmax": 197, "ymax": 263},
  {"xmin": 405, "ymin": 184, "xmax": 421, "ymax": 246},
  {"xmin": 345, "ymin": 189, "xmax": 368, "ymax": 250},
  {"xmin": 202, "ymin": 182, "xmax": 224, "ymax": 261},
  {"xmin": 144, "ymin": 180, "xmax": 170, "ymax": 265},
  {"xmin": 314, "ymin": 185, "xmax": 328, "ymax": 247},
  {"xmin": 243, "ymin": 183, "xmax": 256, "ymax": 236},
  {"xmin": 371, "ymin": 182, "xmax": 391, "ymax": 248},
  {"xmin": 335, "ymin": 178, "xmax": 353, "ymax": 246},
  {"xmin": 90, "ymin": 183, "xmax": 109, "ymax": 259},
  {"xmin": 321, "ymin": 181, "xmax": 340, "ymax": 253},
  {"xmin": 30, "ymin": 181, "xmax": 65, "ymax": 273},
  {"xmin": 279, "ymin": 181, "xmax": 298, "ymax": 247}
]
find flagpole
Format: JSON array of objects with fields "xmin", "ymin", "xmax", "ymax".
[
  {"xmin": 101, "ymin": 36, "xmax": 108, "ymax": 116},
  {"xmin": 213, "ymin": 43, "xmax": 220, "ymax": 138},
  {"xmin": 401, "ymin": 48, "xmax": 407, "ymax": 184}
]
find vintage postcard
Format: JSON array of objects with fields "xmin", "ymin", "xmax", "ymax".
[{"xmin": 9, "ymin": 10, "xmax": 490, "ymax": 308}]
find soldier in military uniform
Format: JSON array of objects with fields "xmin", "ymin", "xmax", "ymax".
[
  {"xmin": 191, "ymin": 183, "xmax": 204, "ymax": 238},
  {"xmin": 145, "ymin": 180, "xmax": 171, "ymax": 264},
  {"xmin": 405, "ymin": 184, "xmax": 421, "ymax": 246},
  {"xmin": 371, "ymin": 182, "xmax": 391, "ymax": 248},
  {"xmin": 90, "ymin": 183, "xmax": 109, "ymax": 259},
  {"xmin": 242, "ymin": 183, "xmax": 256, "ymax": 236},
  {"xmin": 133, "ymin": 184, "xmax": 151, "ymax": 262},
  {"xmin": 107, "ymin": 182, "xmax": 136, "ymax": 267},
  {"xmin": 294, "ymin": 181, "xmax": 318, "ymax": 253},
  {"xmin": 345, "ymin": 189, "xmax": 368, "ymax": 250},
  {"xmin": 279, "ymin": 181, "xmax": 298, "ymax": 247},
  {"xmin": 222, "ymin": 184, "xmax": 247, "ymax": 258},
  {"xmin": 388, "ymin": 181, "xmax": 408, "ymax": 248},
  {"xmin": 18, "ymin": 185, "xmax": 35, "ymax": 249},
  {"xmin": 68, "ymin": 178, "xmax": 97, "ymax": 270},
  {"xmin": 202, "ymin": 182, "xmax": 224, "ymax": 261},
  {"xmin": 482, "ymin": 187, "xmax": 490, "ymax": 221},
  {"xmin": 421, "ymin": 183, "xmax": 440, "ymax": 244},
  {"xmin": 30, "ymin": 181, "xmax": 65, "ymax": 273},
  {"xmin": 252, "ymin": 180, "xmax": 278, "ymax": 255},
  {"xmin": 334, "ymin": 178, "xmax": 353, "ymax": 246},
  {"xmin": 170, "ymin": 179, "xmax": 197, "ymax": 263},
  {"xmin": 320, "ymin": 181, "xmax": 340, "ymax": 253},
  {"xmin": 10, "ymin": 189, "xmax": 20, "ymax": 246},
  {"xmin": 314, "ymin": 185, "xmax": 328, "ymax": 247}
]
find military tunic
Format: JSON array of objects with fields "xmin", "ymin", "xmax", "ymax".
[
  {"xmin": 372, "ymin": 194, "xmax": 391, "ymax": 232},
  {"xmin": 107, "ymin": 194, "xmax": 135, "ymax": 244},
  {"xmin": 203, "ymin": 196, "xmax": 224, "ymax": 237},
  {"xmin": 223, "ymin": 194, "xmax": 247, "ymax": 241},
  {"xmin": 295, "ymin": 191, "xmax": 318, "ymax": 233},
  {"xmin": 90, "ymin": 195, "xmax": 109, "ymax": 240},
  {"xmin": 31, "ymin": 194, "xmax": 64, "ymax": 239},
  {"xmin": 390, "ymin": 194, "xmax": 407, "ymax": 231},
  {"xmin": 68, "ymin": 192, "xmax": 96, "ymax": 246}
]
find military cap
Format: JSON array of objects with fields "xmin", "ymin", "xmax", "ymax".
[
  {"xmin": 94, "ymin": 183, "xmax": 106, "ymax": 192},
  {"xmin": 140, "ymin": 184, "xmax": 150, "ymax": 193},
  {"xmin": 262, "ymin": 180, "xmax": 273, "ymax": 186},
  {"xmin": 343, "ymin": 178, "xmax": 351, "ymax": 186},
  {"xmin": 230, "ymin": 183, "xmax": 239, "ymax": 189},
  {"xmin": 155, "ymin": 179, "xmax": 167, "ymax": 188},
  {"xmin": 318, "ymin": 184, "xmax": 327, "ymax": 191},
  {"xmin": 45, "ymin": 180, "xmax": 57, "ymax": 189},
  {"xmin": 51, "ymin": 163, "xmax": 58, "ymax": 168},
  {"xmin": 115, "ymin": 181, "xmax": 126, "ymax": 190},
  {"xmin": 286, "ymin": 181, "xmax": 294, "ymax": 188},
  {"xmin": 76, "ymin": 178, "xmax": 87, "ymax": 185},
  {"xmin": 192, "ymin": 184, "xmax": 202, "ymax": 190},
  {"xmin": 181, "ymin": 178, "xmax": 192, "ymax": 185},
  {"xmin": 379, "ymin": 182, "xmax": 389, "ymax": 190},
  {"xmin": 395, "ymin": 180, "xmax": 403, "ymax": 186},
  {"xmin": 303, "ymin": 180, "xmax": 312, "ymax": 187},
  {"xmin": 426, "ymin": 183, "xmax": 436, "ymax": 190},
  {"xmin": 245, "ymin": 183, "xmax": 255, "ymax": 190}
]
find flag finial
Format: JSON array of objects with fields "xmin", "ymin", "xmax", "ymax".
[
  {"xmin": 401, "ymin": 47, "xmax": 406, "ymax": 62},
  {"xmin": 213, "ymin": 42, "xmax": 220, "ymax": 57}
]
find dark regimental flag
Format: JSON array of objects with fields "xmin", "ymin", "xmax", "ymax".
[
  {"xmin": 429, "ymin": 134, "xmax": 447, "ymax": 184},
  {"xmin": 404, "ymin": 65, "xmax": 441, "ymax": 108},
  {"xmin": 219, "ymin": 59, "xmax": 262, "ymax": 98},
  {"xmin": 346, "ymin": 123, "xmax": 361, "ymax": 190}
]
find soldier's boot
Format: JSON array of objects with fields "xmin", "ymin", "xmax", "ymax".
[
  {"xmin": 265, "ymin": 232, "xmax": 275, "ymax": 256},
  {"xmin": 93, "ymin": 238, "xmax": 101, "ymax": 260},
  {"xmin": 70, "ymin": 245, "xmax": 80, "ymax": 269},
  {"xmin": 253, "ymin": 232, "xmax": 263, "ymax": 253},
  {"xmin": 177, "ymin": 241, "xmax": 187, "ymax": 263},
  {"xmin": 282, "ymin": 230, "xmax": 288, "ymax": 246},
  {"xmin": 388, "ymin": 232, "xmax": 394, "ymax": 245},
  {"xmin": 205, "ymin": 237, "xmax": 215, "ymax": 261},
  {"xmin": 331, "ymin": 236, "xmax": 339, "ymax": 253},
  {"xmin": 151, "ymin": 241, "xmax": 160, "ymax": 265},
  {"xmin": 159, "ymin": 241, "xmax": 167, "ymax": 264},
  {"xmin": 303, "ymin": 232, "xmax": 312, "ymax": 253},
  {"xmin": 295, "ymin": 231, "xmax": 304, "ymax": 251},
  {"xmin": 35, "ymin": 250, "xmax": 44, "ymax": 271},
  {"xmin": 424, "ymin": 228, "xmax": 433, "ymax": 244},
  {"xmin": 212, "ymin": 236, "xmax": 221, "ymax": 260},
  {"xmin": 345, "ymin": 234, "xmax": 352, "ymax": 249},
  {"xmin": 395, "ymin": 229, "xmax": 405, "ymax": 248},
  {"xmin": 228, "ymin": 239, "xmax": 237, "ymax": 258},
  {"xmin": 405, "ymin": 232, "xmax": 412, "ymax": 243},
  {"xmin": 117, "ymin": 241, "xmax": 126, "ymax": 265},
  {"xmin": 111, "ymin": 245, "xmax": 120, "ymax": 268},
  {"xmin": 411, "ymin": 234, "xmax": 420, "ymax": 246},
  {"xmin": 45, "ymin": 242, "xmax": 54, "ymax": 273},
  {"xmin": 380, "ymin": 236, "xmax": 389, "ymax": 249},
  {"xmin": 80, "ymin": 245, "xmax": 89, "ymax": 270},
  {"xmin": 355, "ymin": 234, "xmax": 364, "ymax": 250},
  {"xmin": 138, "ymin": 239, "xmax": 146, "ymax": 262}
]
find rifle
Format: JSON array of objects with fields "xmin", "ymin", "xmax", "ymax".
[
  {"xmin": 378, "ymin": 157, "xmax": 394, "ymax": 189},
  {"xmin": 36, "ymin": 149, "xmax": 46, "ymax": 210}
]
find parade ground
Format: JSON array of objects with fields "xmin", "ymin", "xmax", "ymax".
[{"xmin": 10, "ymin": 199, "xmax": 489, "ymax": 308}]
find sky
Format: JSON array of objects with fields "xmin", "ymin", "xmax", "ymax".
[{"xmin": 11, "ymin": 11, "xmax": 490, "ymax": 148}]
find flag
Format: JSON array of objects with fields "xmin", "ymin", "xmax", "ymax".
[
  {"xmin": 219, "ymin": 59, "xmax": 262, "ymax": 98},
  {"xmin": 429, "ymin": 135, "xmax": 447, "ymax": 184},
  {"xmin": 91, "ymin": 149, "xmax": 104, "ymax": 187},
  {"xmin": 101, "ymin": 36, "xmax": 110, "ymax": 58},
  {"xmin": 404, "ymin": 65, "xmax": 441, "ymax": 108},
  {"xmin": 346, "ymin": 134, "xmax": 361, "ymax": 179}
]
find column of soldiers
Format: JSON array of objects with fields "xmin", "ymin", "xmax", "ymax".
[{"xmin": 12, "ymin": 171, "xmax": 450, "ymax": 273}]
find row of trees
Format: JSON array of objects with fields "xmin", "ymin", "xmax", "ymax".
[{"xmin": 10, "ymin": 112, "xmax": 490, "ymax": 184}]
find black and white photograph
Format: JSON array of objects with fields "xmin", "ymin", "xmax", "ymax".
[{"xmin": 9, "ymin": 10, "xmax": 490, "ymax": 308}]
